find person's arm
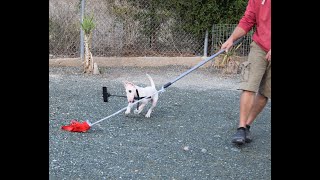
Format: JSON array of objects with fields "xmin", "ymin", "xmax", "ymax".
[
  {"xmin": 266, "ymin": 49, "xmax": 271, "ymax": 61},
  {"xmin": 221, "ymin": 26, "xmax": 247, "ymax": 52},
  {"xmin": 221, "ymin": 0, "xmax": 256, "ymax": 52}
]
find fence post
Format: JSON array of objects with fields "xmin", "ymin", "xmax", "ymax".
[
  {"xmin": 203, "ymin": 29, "xmax": 208, "ymax": 57},
  {"xmin": 211, "ymin": 24, "xmax": 215, "ymax": 55},
  {"xmin": 80, "ymin": 0, "xmax": 85, "ymax": 60}
]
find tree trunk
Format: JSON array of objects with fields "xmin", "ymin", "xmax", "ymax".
[
  {"xmin": 224, "ymin": 57, "xmax": 240, "ymax": 74},
  {"xmin": 83, "ymin": 33, "xmax": 93, "ymax": 74}
]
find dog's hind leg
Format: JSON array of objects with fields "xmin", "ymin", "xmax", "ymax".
[{"xmin": 145, "ymin": 98, "xmax": 158, "ymax": 118}]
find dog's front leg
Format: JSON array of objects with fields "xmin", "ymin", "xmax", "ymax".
[
  {"xmin": 125, "ymin": 103, "xmax": 133, "ymax": 115},
  {"xmin": 134, "ymin": 103, "xmax": 146, "ymax": 115}
]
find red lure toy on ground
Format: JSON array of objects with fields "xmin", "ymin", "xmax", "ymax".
[{"xmin": 61, "ymin": 120, "xmax": 90, "ymax": 132}]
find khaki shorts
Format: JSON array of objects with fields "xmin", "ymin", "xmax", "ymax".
[{"xmin": 238, "ymin": 41, "xmax": 271, "ymax": 99}]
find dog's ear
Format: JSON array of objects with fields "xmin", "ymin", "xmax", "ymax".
[
  {"xmin": 123, "ymin": 81, "xmax": 135, "ymax": 88},
  {"xmin": 123, "ymin": 81, "xmax": 129, "ymax": 87}
]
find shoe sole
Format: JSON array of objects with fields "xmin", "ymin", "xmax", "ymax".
[{"xmin": 232, "ymin": 139, "xmax": 245, "ymax": 145}]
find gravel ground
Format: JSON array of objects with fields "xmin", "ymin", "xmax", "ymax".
[{"xmin": 49, "ymin": 66, "xmax": 271, "ymax": 180}]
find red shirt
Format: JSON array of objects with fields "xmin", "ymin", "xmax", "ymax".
[{"xmin": 238, "ymin": 0, "xmax": 271, "ymax": 52}]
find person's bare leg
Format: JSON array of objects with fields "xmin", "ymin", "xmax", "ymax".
[
  {"xmin": 246, "ymin": 93, "xmax": 268, "ymax": 126},
  {"xmin": 238, "ymin": 90, "xmax": 256, "ymax": 128},
  {"xmin": 232, "ymin": 90, "xmax": 255, "ymax": 144}
]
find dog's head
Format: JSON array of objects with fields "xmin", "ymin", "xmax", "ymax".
[{"xmin": 123, "ymin": 81, "xmax": 136, "ymax": 103}]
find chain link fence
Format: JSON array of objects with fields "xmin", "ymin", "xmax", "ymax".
[
  {"xmin": 49, "ymin": 0, "xmax": 81, "ymax": 58},
  {"xmin": 211, "ymin": 24, "xmax": 253, "ymax": 56},
  {"xmin": 49, "ymin": 0, "xmax": 253, "ymax": 59}
]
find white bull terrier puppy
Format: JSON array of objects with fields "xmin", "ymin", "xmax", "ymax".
[{"xmin": 123, "ymin": 74, "xmax": 159, "ymax": 118}]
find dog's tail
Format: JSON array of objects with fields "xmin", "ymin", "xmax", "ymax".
[{"xmin": 146, "ymin": 73, "xmax": 155, "ymax": 88}]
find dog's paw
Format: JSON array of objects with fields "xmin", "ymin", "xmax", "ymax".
[
  {"xmin": 125, "ymin": 110, "xmax": 130, "ymax": 115},
  {"xmin": 145, "ymin": 113, "xmax": 151, "ymax": 118},
  {"xmin": 134, "ymin": 109, "xmax": 140, "ymax": 114}
]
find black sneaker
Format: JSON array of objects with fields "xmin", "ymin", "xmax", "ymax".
[
  {"xmin": 232, "ymin": 127, "xmax": 246, "ymax": 145},
  {"xmin": 245, "ymin": 128, "xmax": 252, "ymax": 143}
]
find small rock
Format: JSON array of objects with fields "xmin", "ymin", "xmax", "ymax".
[
  {"xmin": 201, "ymin": 148, "xmax": 207, "ymax": 153},
  {"xmin": 231, "ymin": 147, "xmax": 240, "ymax": 152}
]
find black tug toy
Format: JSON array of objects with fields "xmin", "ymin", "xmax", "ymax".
[{"xmin": 102, "ymin": 86, "xmax": 126, "ymax": 102}]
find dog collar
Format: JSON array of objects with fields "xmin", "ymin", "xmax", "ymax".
[
  {"xmin": 134, "ymin": 89, "xmax": 142, "ymax": 100},
  {"xmin": 134, "ymin": 89, "xmax": 142, "ymax": 110}
]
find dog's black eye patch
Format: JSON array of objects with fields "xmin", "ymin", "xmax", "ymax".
[{"xmin": 129, "ymin": 90, "xmax": 132, "ymax": 93}]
